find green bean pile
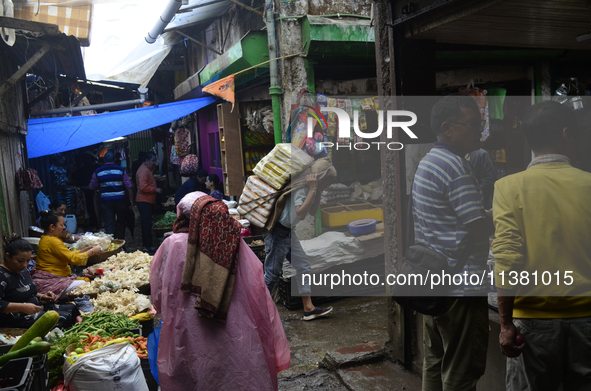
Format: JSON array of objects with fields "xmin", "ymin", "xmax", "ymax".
[{"xmin": 63, "ymin": 311, "xmax": 139, "ymax": 337}]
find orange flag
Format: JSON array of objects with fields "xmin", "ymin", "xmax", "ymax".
[{"xmin": 203, "ymin": 74, "xmax": 235, "ymax": 110}]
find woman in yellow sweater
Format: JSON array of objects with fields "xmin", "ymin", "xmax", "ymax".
[{"xmin": 33, "ymin": 211, "xmax": 102, "ymax": 297}]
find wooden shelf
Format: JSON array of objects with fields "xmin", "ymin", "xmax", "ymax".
[{"xmin": 217, "ymin": 103, "xmax": 245, "ymax": 197}]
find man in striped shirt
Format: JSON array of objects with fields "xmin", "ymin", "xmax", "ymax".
[
  {"xmin": 413, "ymin": 95, "xmax": 494, "ymax": 391},
  {"xmin": 89, "ymin": 151, "xmax": 134, "ymax": 239}
]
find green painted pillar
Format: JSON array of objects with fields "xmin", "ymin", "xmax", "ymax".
[{"xmin": 271, "ymin": 87, "xmax": 283, "ymax": 144}]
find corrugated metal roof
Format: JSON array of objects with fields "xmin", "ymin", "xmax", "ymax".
[
  {"xmin": 404, "ymin": 0, "xmax": 591, "ymax": 51},
  {"xmin": 4, "ymin": 32, "xmax": 85, "ymax": 80}
]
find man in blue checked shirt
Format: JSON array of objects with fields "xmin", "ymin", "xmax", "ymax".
[{"xmin": 412, "ymin": 95, "xmax": 494, "ymax": 391}]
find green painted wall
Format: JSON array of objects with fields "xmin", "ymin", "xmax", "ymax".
[{"xmin": 200, "ymin": 31, "xmax": 269, "ymax": 86}]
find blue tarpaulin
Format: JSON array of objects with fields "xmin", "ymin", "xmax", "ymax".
[{"xmin": 26, "ymin": 97, "xmax": 216, "ymax": 159}]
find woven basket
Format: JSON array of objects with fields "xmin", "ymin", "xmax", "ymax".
[{"xmin": 87, "ymin": 239, "xmax": 125, "ymax": 266}]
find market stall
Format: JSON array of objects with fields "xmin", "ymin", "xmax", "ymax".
[{"xmin": 0, "ymin": 240, "xmax": 157, "ymax": 390}]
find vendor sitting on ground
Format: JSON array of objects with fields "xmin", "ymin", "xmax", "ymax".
[
  {"xmin": 33, "ymin": 211, "xmax": 101, "ymax": 298},
  {"xmin": 1, "ymin": 235, "xmax": 79, "ymax": 329},
  {"xmin": 205, "ymin": 174, "xmax": 224, "ymax": 200}
]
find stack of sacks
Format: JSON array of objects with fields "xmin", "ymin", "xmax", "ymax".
[
  {"xmin": 237, "ymin": 176, "xmax": 278, "ymax": 227},
  {"xmin": 253, "ymin": 143, "xmax": 313, "ymax": 190}
]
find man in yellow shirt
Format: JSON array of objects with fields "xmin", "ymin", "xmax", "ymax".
[{"xmin": 492, "ymin": 101, "xmax": 591, "ymax": 390}]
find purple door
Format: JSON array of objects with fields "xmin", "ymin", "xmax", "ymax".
[{"xmin": 198, "ymin": 106, "xmax": 223, "ymax": 180}]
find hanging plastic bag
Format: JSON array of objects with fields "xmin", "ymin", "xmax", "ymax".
[
  {"xmin": 285, "ymin": 89, "xmax": 329, "ymax": 158},
  {"xmin": 147, "ymin": 321, "xmax": 161, "ymax": 385},
  {"xmin": 64, "ymin": 342, "xmax": 149, "ymax": 391}
]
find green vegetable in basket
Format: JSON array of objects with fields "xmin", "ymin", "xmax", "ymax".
[{"xmin": 154, "ymin": 211, "xmax": 177, "ymax": 227}]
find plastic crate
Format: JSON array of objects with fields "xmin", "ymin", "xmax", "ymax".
[
  {"xmin": 243, "ymin": 236, "xmax": 266, "ymax": 262},
  {"xmin": 0, "ymin": 357, "xmax": 33, "ymax": 391},
  {"xmin": 30, "ymin": 354, "xmax": 48, "ymax": 391},
  {"xmin": 0, "ymin": 348, "xmax": 45, "ymax": 391}
]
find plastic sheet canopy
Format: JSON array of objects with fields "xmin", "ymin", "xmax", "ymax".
[{"xmin": 26, "ymin": 97, "xmax": 216, "ymax": 159}]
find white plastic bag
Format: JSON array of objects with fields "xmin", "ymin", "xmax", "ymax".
[{"xmin": 64, "ymin": 343, "xmax": 148, "ymax": 391}]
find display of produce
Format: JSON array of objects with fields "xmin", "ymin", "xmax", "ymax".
[
  {"xmin": 69, "ymin": 334, "xmax": 147, "ymax": 359},
  {"xmin": 74, "ymin": 232, "xmax": 114, "ymax": 252},
  {"xmin": 237, "ymin": 175, "xmax": 278, "ymax": 227},
  {"xmin": 72, "ymin": 251, "xmax": 152, "ymax": 295},
  {"xmin": 72, "ymin": 268, "xmax": 150, "ymax": 295},
  {"xmin": 90, "ymin": 290, "xmax": 151, "ymax": 316},
  {"xmin": 48, "ymin": 333, "xmax": 86, "ymax": 386},
  {"xmin": 84, "ymin": 251, "xmax": 153, "ymax": 272},
  {"xmin": 154, "ymin": 211, "xmax": 177, "ymax": 227},
  {"xmin": 63, "ymin": 312, "xmax": 139, "ymax": 337},
  {"xmin": 253, "ymin": 143, "xmax": 313, "ymax": 189},
  {"xmin": 162, "ymin": 196, "xmax": 176, "ymax": 207},
  {"xmin": 8, "ymin": 311, "xmax": 59, "ymax": 353}
]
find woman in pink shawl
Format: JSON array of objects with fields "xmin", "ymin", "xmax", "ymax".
[{"xmin": 150, "ymin": 191, "xmax": 290, "ymax": 391}]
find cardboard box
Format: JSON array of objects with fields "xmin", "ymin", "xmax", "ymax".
[
  {"xmin": 321, "ymin": 201, "xmax": 383, "ymax": 227},
  {"xmin": 14, "ymin": 3, "xmax": 92, "ymax": 46}
]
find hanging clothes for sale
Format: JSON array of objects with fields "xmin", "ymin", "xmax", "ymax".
[
  {"xmin": 16, "ymin": 168, "xmax": 43, "ymax": 190},
  {"xmin": 175, "ymin": 127, "xmax": 191, "ymax": 157}
]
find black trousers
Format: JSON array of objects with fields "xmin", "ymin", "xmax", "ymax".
[
  {"xmin": 137, "ymin": 201, "xmax": 153, "ymax": 248},
  {"xmin": 101, "ymin": 201, "xmax": 126, "ymax": 239}
]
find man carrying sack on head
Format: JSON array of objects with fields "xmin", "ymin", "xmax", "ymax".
[{"xmin": 263, "ymin": 157, "xmax": 336, "ymax": 321}]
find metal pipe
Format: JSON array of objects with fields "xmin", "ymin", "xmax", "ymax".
[
  {"xmin": 30, "ymin": 88, "xmax": 148, "ymax": 117},
  {"xmin": 264, "ymin": 0, "xmax": 283, "ymax": 144},
  {"xmin": 145, "ymin": 0, "xmax": 183, "ymax": 44}
]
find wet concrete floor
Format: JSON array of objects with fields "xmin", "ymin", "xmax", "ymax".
[{"xmin": 276, "ymin": 296, "xmax": 389, "ymax": 390}]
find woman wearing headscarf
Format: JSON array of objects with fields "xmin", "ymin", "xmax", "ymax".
[{"xmin": 150, "ymin": 191, "xmax": 290, "ymax": 391}]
